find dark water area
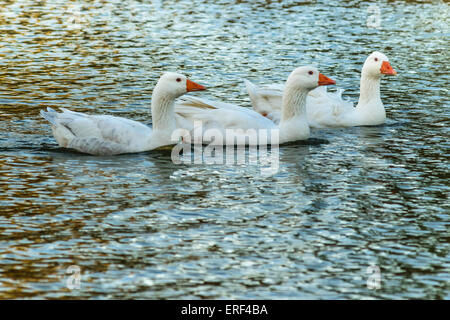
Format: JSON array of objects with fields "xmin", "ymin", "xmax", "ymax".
[{"xmin": 0, "ymin": 0, "xmax": 448, "ymax": 299}]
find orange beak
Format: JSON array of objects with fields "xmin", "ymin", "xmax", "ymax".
[
  {"xmin": 318, "ymin": 73, "xmax": 336, "ymax": 86},
  {"xmin": 380, "ymin": 61, "xmax": 397, "ymax": 75},
  {"xmin": 186, "ymin": 79, "xmax": 206, "ymax": 92}
]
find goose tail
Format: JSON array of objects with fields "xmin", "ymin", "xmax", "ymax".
[{"xmin": 40, "ymin": 107, "xmax": 58, "ymax": 125}]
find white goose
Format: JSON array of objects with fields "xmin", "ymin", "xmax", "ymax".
[
  {"xmin": 247, "ymin": 51, "xmax": 397, "ymax": 128},
  {"xmin": 40, "ymin": 72, "xmax": 206, "ymax": 155},
  {"xmin": 175, "ymin": 66, "xmax": 335, "ymax": 145}
]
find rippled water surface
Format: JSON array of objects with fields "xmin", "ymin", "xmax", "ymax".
[{"xmin": 0, "ymin": 0, "xmax": 449, "ymax": 299}]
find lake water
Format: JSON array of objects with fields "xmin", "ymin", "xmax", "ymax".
[{"xmin": 0, "ymin": 0, "xmax": 448, "ymax": 299}]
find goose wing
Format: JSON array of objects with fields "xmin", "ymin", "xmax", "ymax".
[{"xmin": 40, "ymin": 108, "xmax": 152, "ymax": 155}]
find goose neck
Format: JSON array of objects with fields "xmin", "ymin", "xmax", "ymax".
[
  {"xmin": 357, "ymin": 72, "xmax": 382, "ymax": 108},
  {"xmin": 280, "ymin": 87, "xmax": 309, "ymax": 123},
  {"xmin": 151, "ymin": 89, "xmax": 176, "ymax": 132}
]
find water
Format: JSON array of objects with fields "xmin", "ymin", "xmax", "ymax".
[{"xmin": 0, "ymin": 0, "xmax": 449, "ymax": 299}]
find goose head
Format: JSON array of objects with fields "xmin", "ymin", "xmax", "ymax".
[
  {"xmin": 154, "ymin": 72, "xmax": 206, "ymax": 98},
  {"xmin": 280, "ymin": 66, "xmax": 335, "ymax": 123},
  {"xmin": 285, "ymin": 66, "xmax": 336, "ymax": 91},
  {"xmin": 362, "ymin": 51, "xmax": 397, "ymax": 78},
  {"xmin": 151, "ymin": 72, "xmax": 206, "ymax": 131}
]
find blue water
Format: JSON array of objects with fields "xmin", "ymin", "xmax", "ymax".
[{"xmin": 0, "ymin": 0, "xmax": 448, "ymax": 299}]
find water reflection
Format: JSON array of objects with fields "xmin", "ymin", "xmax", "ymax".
[{"xmin": 0, "ymin": 0, "xmax": 449, "ymax": 299}]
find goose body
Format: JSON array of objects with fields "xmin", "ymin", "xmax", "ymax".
[
  {"xmin": 40, "ymin": 72, "xmax": 206, "ymax": 155},
  {"xmin": 175, "ymin": 96, "xmax": 278, "ymax": 145},
  {"xmin": 40, "ymin": 108, "xmax": 155, "ymax": 155},
  {"xmin": 247, "ymin": 52, "xmax": 397, "ymax": 128},
  {"xmin": 175, "ymin": 66, "xmax": 335, "ymax": 145}
]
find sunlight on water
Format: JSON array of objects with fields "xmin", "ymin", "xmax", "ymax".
[{"xmin": 0, "ymin": 0, "xmax": 449, "ymax": 299}]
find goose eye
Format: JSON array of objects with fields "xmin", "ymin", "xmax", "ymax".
[
  {"xmin": 308, "ymin": 71, "xmax": 313, "ymax": 75},
  {"xmin": 176, "ymin": 78, "xmax": 181, "ymax": 82},
  {"xmin": 374, "ymin": 58, "xmax": 378, "ymax": 62}
]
